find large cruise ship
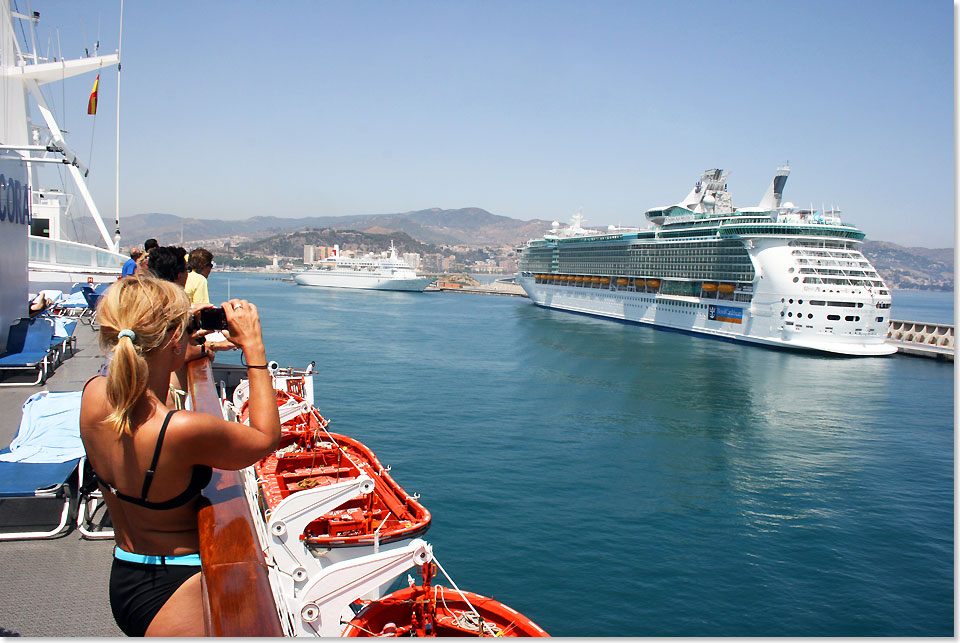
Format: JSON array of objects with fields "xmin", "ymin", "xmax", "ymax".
[
  {"xmin": 516, "ymin": 167, "xmax": 896, "ymax": 356},
  {"xmin": 294, "ymin": 243, "xmax": 434, "ymax": 292}
]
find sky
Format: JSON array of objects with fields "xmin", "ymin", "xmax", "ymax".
[{"xmin": 22, "ymin": 0, "xmax": 955, "ymax": 247}]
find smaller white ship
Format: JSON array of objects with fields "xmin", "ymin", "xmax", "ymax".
[{"xmin": 294, "ymin": 242, "xmax": 434, "ymax": 292}]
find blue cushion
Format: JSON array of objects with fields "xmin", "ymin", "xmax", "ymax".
[{"xmin": 0, "ymin": 454, "xmax": 79, "ymax": 497}]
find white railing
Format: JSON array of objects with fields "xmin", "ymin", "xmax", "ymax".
[{"xmin": 28, "ymin": 235, "xmax": 125, "ymax": 270}]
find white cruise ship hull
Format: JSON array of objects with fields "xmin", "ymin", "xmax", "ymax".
[
  {"xmin": 517, "ymin": 277, "xmax": 896, "ymax": 357},
  {"xmin": 294, "ymin": 271, "xmax": 434, "ymax": 292}
]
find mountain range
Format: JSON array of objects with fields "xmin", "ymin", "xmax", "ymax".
[
  {"xmin": 106, "ymin": 207, "xmax": 551, "ymax": 248},
  {"xmin": 68, "ymin": 207, "xmax": 952, "ymax": 290}
]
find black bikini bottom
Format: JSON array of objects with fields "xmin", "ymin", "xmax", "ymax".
[{"xmin": 109, "ymin": 557, "xmax": 200, "ymax": 636}]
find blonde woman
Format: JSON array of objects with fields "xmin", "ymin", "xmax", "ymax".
[{"xmin": 79, "ymin": 276, "xmax": 281, "ymax": 636}]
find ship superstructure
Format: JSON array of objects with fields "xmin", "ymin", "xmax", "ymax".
[
  {"xmin": 0, "ymin": 1, "xmax": 126, "ymax": 292},
  {"xmin": 516, "ymin": 167, "xmax": 896, "ymax": 356}
]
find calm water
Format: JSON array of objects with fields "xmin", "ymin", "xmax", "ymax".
[
  {"xmin": 212, "ymin": 274, "xmax": 953, "ymax": 637},
  {"xmin": 890, "ymin": 289, "xmax": 954, "ymax": 325}
]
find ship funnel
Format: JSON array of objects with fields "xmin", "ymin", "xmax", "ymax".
[{"xmin": 759, "ymin": 165, "xmax": 790, "ymax": 210}]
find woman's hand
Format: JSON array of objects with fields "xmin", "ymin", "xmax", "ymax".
[
  {"xmin": 221, "ymin": 299, "xmax": 265, "ymax": 358},
  {"xmin": 187, "ymin": 303, "xmax": 215, "ymax": 343}
]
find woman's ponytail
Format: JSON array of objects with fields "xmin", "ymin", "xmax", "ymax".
[{"xmin": 103, "ymin": 333, "xmax": 149, "ymax": 435}]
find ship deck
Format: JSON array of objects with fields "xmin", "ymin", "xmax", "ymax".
[{"xmin": 0, "ymin": 322, "xmax": 121, "ymax": 637}]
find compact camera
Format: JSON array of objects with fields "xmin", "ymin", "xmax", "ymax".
[{"xmin": 196, "ymin": 306, "xmax": 228, "ymax": 331}]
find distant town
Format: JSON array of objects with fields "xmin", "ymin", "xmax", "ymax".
[{"xmin": 182, "ymin": 232, "xmax": 518, "ymax": 275}]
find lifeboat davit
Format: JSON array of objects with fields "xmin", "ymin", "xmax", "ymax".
[{"xmin": 343, "ymin": 562, "xmax": 549, "ymax": 637}]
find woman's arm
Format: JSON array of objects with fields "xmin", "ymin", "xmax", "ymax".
[{"xmin": 179, "ymin": 299, "xmax": 281, "ymax": 470}]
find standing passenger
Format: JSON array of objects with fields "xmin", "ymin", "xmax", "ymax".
[
  {"xmin": 146, "ymin": 246, "xmax": 189, "ymax": 287},
  {"xmin": 79, "ymin": 276, "xmax": 281, "ymax": 636},
  {"xmin": 121, "ymin": 248, "xmax": 142, "ymax": 278},
  {"xmin": 136, "ymin": 238, "xmax": 159, "ymax": 275},
  {"xmin": 185, "ymin": 248, "xmax": 214, "ymax": 305}
]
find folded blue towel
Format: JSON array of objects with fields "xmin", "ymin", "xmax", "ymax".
[
  {"xmin": 0, "ymin": 391, "xmax": 85, "ymax": 463},
  {"xmin": 53, "ymin": 318, "xmax": 77, "ymax": 338}
]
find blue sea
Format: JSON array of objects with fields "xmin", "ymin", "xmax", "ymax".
[
  {"xmin": 890, "ymin": 289, "xmax": 955, "ymax": 325},
  {"xmin": 211, "ymin": 275, "xmax": 954, "ymax": 637}
]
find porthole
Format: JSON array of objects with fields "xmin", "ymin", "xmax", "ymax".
[
  {"xmin": 793, "ymin": 277, "xmax": 799, "ymax": 283},
  {"xmin": 876, "ymin": 317, "xmax": 884, "ymax": 323},
  {"xmin": 827, "ymin": 314, "xmax": 840, "ymax": 321},
  {"xmin": 789, "ymin": 299, "xmax": 794, "ymax": 304}
]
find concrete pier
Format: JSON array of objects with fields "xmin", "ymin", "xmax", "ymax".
[
  {"xmin": 886, "ymin": 319, "xmax": 954, "ymax": 361},
  {"xmin": 425, "ymin": 280, "xmax": 527, "ymax": 297}
]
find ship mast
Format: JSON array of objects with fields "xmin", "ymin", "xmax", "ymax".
[
  {"xmin": 114, "ymin": 0, "xmax": 124, "ymax": 246},
  {"xmin": 0, "ymin": 1, "xmax": 121, "ymax": 251}
]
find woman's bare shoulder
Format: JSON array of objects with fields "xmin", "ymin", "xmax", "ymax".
[{"xmin": 80, "ymin": 376, "xmax": 110, "ymax": 421}]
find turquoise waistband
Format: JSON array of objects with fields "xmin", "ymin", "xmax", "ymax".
[{"xmin": 114, "ymin": 547, "xmax": 202, "ymax": 566}]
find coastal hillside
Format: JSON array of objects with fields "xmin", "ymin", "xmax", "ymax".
[
  {"xmin": 860, "ymin": 241, "xmax": 953, "ymax": 291},
  {"xmin": 109, "ymin": 208, "xmax": 551, "ymax": 247},
  {"xmin": 231, "ymin": 229, "xmax": 442, "ymax": 258}
]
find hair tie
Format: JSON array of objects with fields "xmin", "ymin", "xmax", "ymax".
[{"xmin": 118, "ymin": 329, "xmax": 136, "ymax": 342}]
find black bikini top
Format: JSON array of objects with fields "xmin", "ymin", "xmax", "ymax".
[{"xmin": 92, "ymin": 410, "xmax": 213, "ymax": 510}]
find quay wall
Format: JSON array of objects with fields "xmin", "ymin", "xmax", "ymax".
[{"xmin": 886, "ymin": 319, "xmax": 954, "ymax": 361}]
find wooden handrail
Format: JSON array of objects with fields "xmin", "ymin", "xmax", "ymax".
[{"xmin": 187, "ymin": 357, "xmax": 284, "ymax": 637}]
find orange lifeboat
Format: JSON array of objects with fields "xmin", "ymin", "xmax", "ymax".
[
  {"xmin": 599, "ymin": 277, "xmax": 610, "ymax": 284},
  {"xmin": 591, "ymin": 276, "xmax": 601, "ymax": 283},
  {"xmin": 646, "ymin": 279, "xmax": 660, "ymax": 289},
  {"xmin": 701, "ymin": 282, "xmax": 718, "ymax": 292},
  {"xmin": 245, "ymin": 390, "xmax": 432, "ymax": 548},
  {"xmin": 718, "ymin": 283, "xmax": 735, "ymax": 294},
  {"xmin": 617, "ymin": 278, "xmax": 628, "ymax": 286},
  {"xmin": 636, "ymin": 279, "xmax": 646, "ymax": 288},
  {"xmin": 344, "ymin": 562, "xmax": 548, "ymax": 637}
]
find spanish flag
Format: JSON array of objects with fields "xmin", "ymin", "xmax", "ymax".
[{"xmin": 87, "ymin": 74, "xmax": 99, "ymax": 115}]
